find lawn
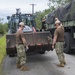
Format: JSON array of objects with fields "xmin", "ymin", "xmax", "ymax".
[
  {"xmin": 0, "ymin": 35, "xmax": 6, "ymax": 74},
  {"xmin": 0, "ymin": 35, "xmax": 6, "ymax": 64}
]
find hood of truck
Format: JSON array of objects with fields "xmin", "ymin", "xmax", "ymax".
[{"xmin": 23, "ymin": 25, "xmax": 33, "ymax": 32}]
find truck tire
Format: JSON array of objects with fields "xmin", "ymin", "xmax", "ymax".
[
  {"xmin": 9, "ymin": 54, "xmax": 15, "ymax": 57},
  {"xmin": 64, "ymin": 32, "xmax": 71, "ymax": 54}
]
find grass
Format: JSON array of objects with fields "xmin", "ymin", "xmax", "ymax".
[
  {"xmin": 0, "ymin": 35, "xmax": 6, "ymax": 75},
  {"xmin": 0, "ymin": 35, "xmax": 6, "ymax": 64}
]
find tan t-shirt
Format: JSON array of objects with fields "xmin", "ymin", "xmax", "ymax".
[
  {"xmin": 54, "ymin": 27, "xmax": 64, "ymax": 42},
  {"xmin": 15, "ymin": 30, "xmax": 24, "ymax": 44}
]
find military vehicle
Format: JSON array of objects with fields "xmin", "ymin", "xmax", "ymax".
[
  {"xmin": 6, "ymin": 9, "xmax": 52, "ymax": 57},
  {"xmin": 46, "ymin": 0, "xmax": 75, "ymax": 54}
]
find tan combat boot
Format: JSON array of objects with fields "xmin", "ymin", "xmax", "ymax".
[
  {"xmin": 63, "ymin": 59, "xmax": 66, "ymax": 65},
  {"xmin": 57, "ymin": 63, "xmax": 65, "ymax": 67},
  {"xmin": 64, "ymin": 61, "xmax": 66, "ymax": 65},
  {"xmin": 20, "ymin": 66, "xmax": 29, "ymax": 71},
  {"xmin": 17, "ymin": 64, "xmax": 21, "ymax": 68}
]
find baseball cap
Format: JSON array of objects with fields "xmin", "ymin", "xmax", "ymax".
[
  {"xmin": 19, "ymin": 22, "xmax": 25, "ymax": 26},
  {"xmin": 55, "ymin": 20, "xmax": 61, "ymax": 25}
]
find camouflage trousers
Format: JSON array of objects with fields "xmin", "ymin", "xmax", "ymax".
[
  {"xmin": 16, "ymin": 44, "xmax": 26, "ymax": 66},
  {"xmin": 55, "ymin": 42, "xmax": 65, "ymax": 64}
]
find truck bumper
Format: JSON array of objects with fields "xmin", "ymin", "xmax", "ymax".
[
  {"xmin": 6, "ymin": 44, "xmax": 52, "ymax": 56},
  {"xmin": 27, "ymin": 44, "xmax": 52, "ymax": 53}
]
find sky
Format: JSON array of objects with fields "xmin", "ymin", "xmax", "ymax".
[{"xmin": 0, "ymin": 0, "xmax": 49, "ymax": 23}]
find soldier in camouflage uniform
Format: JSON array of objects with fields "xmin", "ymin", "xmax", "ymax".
[
  {"xmin": 52, "ymin": 19, "xmax": 66, "ymax": 67},
  {"xmin": 15, "ymin": 22, "xmax": 29, "ymax": 71}
]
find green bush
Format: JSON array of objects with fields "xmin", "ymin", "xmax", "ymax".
[
  {"xmin": 0, "ymin": 23, "xmax": 8, "ymax": 35},
  {"xmin": 0, "ymin": 24, "xmax": 4, "ymax": 35}
]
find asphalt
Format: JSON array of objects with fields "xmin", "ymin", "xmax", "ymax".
[{"xmin": 1, "ymin": 51, "xmax": 75, "ymax": 75}]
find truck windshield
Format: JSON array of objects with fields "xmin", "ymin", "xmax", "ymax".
[{"xmin": 7, "ymin": 14, "xmax": 35, "ymax": 33}]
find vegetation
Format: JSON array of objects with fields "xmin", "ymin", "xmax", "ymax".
[
  {"xmin": 48, "ymin": 0, "xmax": 71, "ymax": 8},
  {"xmin": 0, "ymin": 35, "xmax": 6, "ymax": 75},
  {"xmin": 0, "ymin": 35, "xmax": 6, "ymax": 64},
  {"xmin": 0, "ymin": 19, "xmax": 7, "ymax": 64},
  {"xmin": 0, "ymin": 18, "xmax": 8, "ymax": 35},
  {"xmin": 35, "ymin": 9, "xmax": 52, "ymax": 29}
]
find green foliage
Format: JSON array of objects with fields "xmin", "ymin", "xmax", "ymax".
[
  {"xmin": 35, "ymin": 11, "xmax": 45, "ymax": 29},
  {"xmin": 48, "ymin": 0, "xmax": 71, "ymax": 8},
  {"xmin": 0, "ymin": 35, "xmax": 6, "ymax": 64},
  {"xmin": 35, "ymin": 9, "xmax": 52, "ymax": 29},
  {"xmin": 0, "ymin": 23, "xmax": 8, "ymax": 35},
  {"xmin": 3, "ymin": 23, "xmax": 8, "ymax": 32},
  {"xmin": 0, "ymin": 23, "xmax": 4, "ymax": 35},
  {"xmin": 0, "ymin": 35, "xmax": 6, "ymax": 75}
]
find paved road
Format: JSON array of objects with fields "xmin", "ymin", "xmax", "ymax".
[{"xmin": 2, "ymin": 51, "xmax": 75, "ymax": 75}]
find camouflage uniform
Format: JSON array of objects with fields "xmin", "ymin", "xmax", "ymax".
[
  {"xmin": 55, "ymin": 42, "xmax": 65, "ymax": 64},
  {"xmin": 15, "ymin": 22, "xmax": 26, "ymax": 66},
  {"xmin": 16, "ymin": 44, "xmax": 26, "ymax": 66},
  {"xmin": 15, "ymin": 22, "xmax": 29, "ymax": 71},
  {"xmin": 53, "ymin": 21, "xmax": 65, "ymax": 64}
]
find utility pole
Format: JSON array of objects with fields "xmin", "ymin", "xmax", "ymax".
[
  {"xmin": 30, "ymin": 4, "xmax": 36, "ymax": 14},
  {"xmin": 16, "ymin": 8, "xmax": 21, "ymax": 14}
]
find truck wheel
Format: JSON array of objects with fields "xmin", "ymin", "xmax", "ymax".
[
  {"xmin": 39, "ymin": 51, "xmax": 45, "ymax": 54},
  {"xmin": 9, "ymin": 54, "xmax": 15, "ymax": 57},
  {"xmin": 64, "ymin": 32, "xmax": 71, "ymax": 54}
]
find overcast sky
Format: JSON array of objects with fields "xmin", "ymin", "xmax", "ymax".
[{"xmin": 0, "ymin": 0, "xmax": 49, "ymax": 23}]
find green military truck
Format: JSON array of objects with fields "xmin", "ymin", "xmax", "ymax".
[
  {"xmin": 46, "ymin": 0, "xmax": 75, "ymax": 54},
  {"xmin": 6, "ymin": 9, "xmax": 52, "ymax": 57}
]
